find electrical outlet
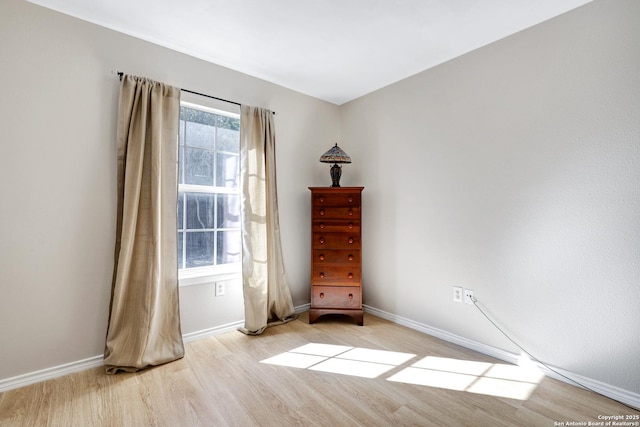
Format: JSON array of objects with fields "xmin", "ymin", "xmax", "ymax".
[
  {"xmin": 453, "ymin": 286, "xmax": 463, "ymax": 303},
  {"xmin": 215, "ymin": 282, "xmax": 225, "ymax": 296},
  {"xmin": 464, "ymin": 289, "xmax": 474, "ymax": 305}
]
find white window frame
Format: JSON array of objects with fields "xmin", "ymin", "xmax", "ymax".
[{"xmin": 177, "ymin": 101, "xmax": 242, "ymax": 287}]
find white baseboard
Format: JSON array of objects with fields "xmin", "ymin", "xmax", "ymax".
[
  {"xmin": 363, "ymin": 304, "xmax": 640, "ymax": 411},
  {"xmin": 183, "ymin": 303, "xmax": 310, "ymax": 343},
  {"xmin": 182, "ymin": 320, "xmax": 245, "ymax": 343},
  {"xmin": 0, "ymin": 303, "xmax": 312, "ymax": 393},
  {"xmin": 0, "ymin": 355, "xmax": 104, "ymax": 393},
  {"xmin": 295, "ymin": 303, "xmax": 311, "ymax": 313},
  {"xmin": 363, "ymin": 305, "xmax": 521, "ymax": 365}
]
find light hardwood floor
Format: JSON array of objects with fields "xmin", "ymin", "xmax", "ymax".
[{"xmin": 1, "ymin": 312, "xmax": 637, "ymax": 426}]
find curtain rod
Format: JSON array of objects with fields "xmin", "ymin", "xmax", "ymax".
[{"xmin": 113, "ymin": 71, "xmax": 275, "ymax": 114}]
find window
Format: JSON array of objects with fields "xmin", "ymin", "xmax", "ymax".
[{"xmin": 177, "ymin": 102, "xmax": 241, "ymax": 284}]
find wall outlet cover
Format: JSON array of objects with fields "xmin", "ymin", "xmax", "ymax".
[
  {"xmin": 215, "ymin": 282, "xmax": 225, "ymax": 296},
  {"xmin": 464, "ymin": 289, "xmax": 474, "ymax": 304},
  {"xmin": 453, "ymin": 286, "xmax": 463, "ymax": 303}
]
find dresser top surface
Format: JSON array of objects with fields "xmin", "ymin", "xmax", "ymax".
[{"xmin": 308, "ymin": 187, "xmax": 364, "ymax": 192}]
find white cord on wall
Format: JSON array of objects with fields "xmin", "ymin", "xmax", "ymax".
[{"xmin": 470, "ymin": 296, "xmax": 639, "ymax": 412}]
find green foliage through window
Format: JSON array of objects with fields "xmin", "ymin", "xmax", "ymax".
[{"xmin": 180, "ymin": 107, "xmax": 239, "ymax": 131}]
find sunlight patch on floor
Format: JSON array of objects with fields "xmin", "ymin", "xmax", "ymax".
[
  {"xmin": 387, "ymin": 356, "xmax": 544, "ymax": 400},
  {"xmin": 337, "ymin": 347, "xmax": 417, "ymax": 366},
  {"xmin": 259, "ymin": 352, "xmax": 328, "ymax": 369},
  {"xmin": 260, "ymin": 343, "xmax": 416, "ymax": 379},
  {"xmin": 290, "ymin": 343, "xmax": 353, "ymax": 357},
  {"xmin": 309, "ymin": 357, "xmax": 397, "ymax": 378},
  {"xmin": 261, "ymin": 344, "xmax": 543, "ymax": 401}
]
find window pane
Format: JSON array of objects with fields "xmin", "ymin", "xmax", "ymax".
[
  {"xmin": 217, "ymin": 194, "xmax": 240, "ymax": 228},
  {"xmin": 185, "ymin": 147, "xmax": 214, "ymax": 186},
  {"xmin": 185, "ymin": 120, "xmax": 215, "ymax": 150},
  {"xmin": 177, "ymin": 192, "xmax": 184, "ymax": 230},
  {"xmin": 217, "ymin": 127, "xmax": 239, "ymax": 152},
  {"xmin": 178, "ymin": 146, "xmax": 184, "ymax": 184},
  {"xmin": 217, "ymin": 230, "xmax": 241, "ymax": 264},
  {"xmin": 177, "ymin": 232, "xmax": 184, "ymax": 270},
  {"xmin": 179, "ymin": 119, "xmax": 185, "ymax": 146},
  {"xmin": 186, "ymin": 193, "xmax": 215, "ymax": 229},
  {"xmin": 186, "ymin": 231, "xmax": 215, "ymax": 268},
  {"xmin": 181, "ymin": 106, "xmax": 216, "ymax": 124},
  {"xmin": 216, "ymin": 115, "xmax": 239, "ymax": 130},
  {"xmin": 216, "ymin": 153, "xmax": 239, "ymax": 188}
]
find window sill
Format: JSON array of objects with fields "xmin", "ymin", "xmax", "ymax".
[{"xmin": 178, "ymin": 264, "xmax": 242, "ymax": 287}]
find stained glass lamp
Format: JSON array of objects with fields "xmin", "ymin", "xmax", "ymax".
[{"xmin": 319, "ymin": 143, "xmax": 352, "ymax": 187}]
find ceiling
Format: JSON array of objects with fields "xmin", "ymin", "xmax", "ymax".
[{"xmin": 28, "ymin": 0, "xmax": 593, "ymax": 105}]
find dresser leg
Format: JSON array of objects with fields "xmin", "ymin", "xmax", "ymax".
[
  {"xmin": 354, "ymin": 312, "xmax": 364, "ymax": 326},
  {"xmin": 309, "ymin": 309, "xmax": 319, "ymax": 324}
]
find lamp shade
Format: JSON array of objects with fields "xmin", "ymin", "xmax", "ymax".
[
  {"xmin": 319, "ymin": 143, "xmax": 351, "ymax": 164},
  {"xmin": 319, "ymin": 143, "xmax": 351, "ymax": 187}
]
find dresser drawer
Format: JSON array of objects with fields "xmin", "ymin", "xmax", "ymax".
[
  {"xmin": 312, "ymin": 286, "xmax": 361, "ymax": 309},
  {"xmin": 312, "ymin": 220, "xmax": 360, "ymax": 234},
  {"xmin": 313, "ymin": 206, "xmax": 360, "ymax": 219},
  {"xmin": 312, "ymin": 192, "xmax": 361, "ymax": 207},
  {"xmin": 311, "ymin": 265, "xmax": 361, "ymax": 285},
  {"xmin": 312, "ymin": 249, "xmax": 360, "ymax": 265},
  {"xmin": 312, "ymin": 234, "xmax": 360, "ymax": 249}
]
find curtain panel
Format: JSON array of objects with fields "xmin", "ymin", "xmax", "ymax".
[
  {"xmin": 239, "ymin": 105, "xmax": 295, "ymax": 335},
  {"xmin": 104, "ymin": 75, "xmax": 184, "ymax": 373}
]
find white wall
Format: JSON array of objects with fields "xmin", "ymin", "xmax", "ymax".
[
  {"xmin": 2, "ymin": 0, "xmax": 638, "ymax": 400},
  {"xmin": 0, "ymin": 0, "xmax": 339, "ymax": 381},
  {"xmin": 341, "ymin": 0, "xmax": 640, "ymax": 394}
]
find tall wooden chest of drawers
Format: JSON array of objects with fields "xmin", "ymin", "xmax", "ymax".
[{"xmin": 308, "ymin": 187, "xmax": 364, "ymax": 326}]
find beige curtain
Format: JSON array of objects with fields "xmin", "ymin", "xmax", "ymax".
[
  {"xmin": 239, "ymin": 105, "xmax": 296, "ymax": 335},
  {"xmin": 104, "ymin": 75, "xmax": 184, "ymax": 373}
]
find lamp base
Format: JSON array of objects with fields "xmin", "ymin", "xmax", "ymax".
[{"xmin": 329, "ymin": 163, "xmax": 342, "ymax": 187}]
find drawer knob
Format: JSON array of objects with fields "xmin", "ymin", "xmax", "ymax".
[
  {"xmin": 348, "ymin": 197, "xmax": 353, "ymax": 203},
  {"xmin": 319, "ymin": 254, "xmax": 325, "ymax": 261},
  {"xmin": 348, "ymin": 273, "xmax": 353, "ymax": 279},
  {"xmin": 348, "ymin": 237, "xmax": 354, "ymax": 244},
  {"xmin": 319, "ymin": 237, "xmax": 325, "ymax": 244},
  {"xmin": 320, "ymin": 292, "xmax": 324, "ymax": 298},
  {"xmin": 348, "ymin": 293, "xmax": 353, "ymax": 299},
  {"xmin": 319, "ymin": 272, "xmax": 325, "ymax": 279},
  {"xmin": 319, "ymin": 209, "xmax": 325, "ymax": 216},
  {"xmin": 319, "ymin": 197, "xmax": 325, "ymax": 203},
  {"xmin": 319, "ymin": 223, "xmax": 325, "ymax": 229},
  {"xmin": 348, "ymin": 209, "xmax": 353, "ymax": 216},
  {"xmin": 348, "ymin": 223, "xmax": 353, "ymax": 229},
  {"xmin": 348, "ymin": 254, "xmax": 354, "ymax": 261}
]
